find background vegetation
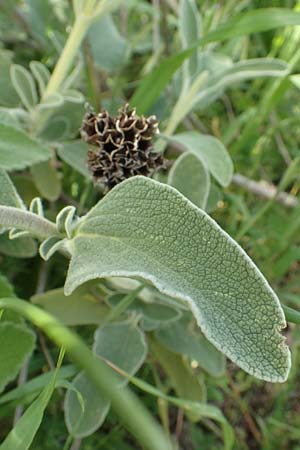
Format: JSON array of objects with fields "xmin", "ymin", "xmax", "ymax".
[{"xmin": 1, "ymin": 1, "xmax": 300, "ymax": 449}]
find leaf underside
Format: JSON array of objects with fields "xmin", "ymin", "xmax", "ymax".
[{"xmin": 65, "ymin": 176, "xmax": 290, "ymax": 382}]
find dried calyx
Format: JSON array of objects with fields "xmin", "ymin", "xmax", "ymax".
[{"xmin": 81, "ymin": 104, "xmax": 166, "ymax": 190}]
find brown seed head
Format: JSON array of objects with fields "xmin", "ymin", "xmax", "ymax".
[{"xmin": 81, "ymin": 104, "xmax": 166, "ymax": 189}]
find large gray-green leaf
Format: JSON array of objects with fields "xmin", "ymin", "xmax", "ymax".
[
  {"xmin": 169, "ymin": 132, "xmax": 233, "ymax": 187},
  {"xmin": 0, "ymin": 123, "xmax": 51, "ymax": 170},
  {"xmin": 0, "ymin": 322, "xmax": 35, "ymax": 393},
  {"xmin": 168, "ymin": 152, "xmax": 210, "ymax": 208},
  {"xmin": 65, "ymin": 176, "xmax": 290, "ymax": 382},
  {"xmin": 64, "ymin": 371, "xmax": 110, "ymax": 438}
]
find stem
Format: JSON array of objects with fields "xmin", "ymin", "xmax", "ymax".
[
  {"xmin": 0, "ymin": 206, "xmax": 57, "ymax": 240},
  {"xmin": 44, "ymin": 15, "xmax": 91, "ymax": 98},
  {"xmin": 157, "ymin": 72, "xmax": 208, "ymax": 152},
  {"xmin": 0, "ymin": 297, "xmax": 173, "ymax": 450}
]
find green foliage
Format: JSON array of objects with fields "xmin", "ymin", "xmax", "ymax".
[
  {"xmin": 0, "ymin": 322, "xmax": 35, "ymax": 393},
  {"xmin": 131, "ymin": 48, "xmax": 194, "ymax": 114},
  {"xmin": 64, "ymin": 371, "xmax": 110, "ymax": 437},
  {"xmin": 168, "ymin": 153, "xmax": 210, "ymax": 209},
  {"xmin": 0, "ymin": 123, "xmax": 51, "ymax": 171},
  {"xmin": 0, "ymin": 349, "xmax": 64, "ymax": 450},
  {"xmin": 0, "ymin": 169, "xmax": 24, "ymax": 210},
  {"xmin": 57, "ymin": 141, "xmax": 91, "ymax": 178},
  {"xmin": 202, "ymin": 7, "xmax": 300, "ymax": 43},
  {"xmin": 155, "ymin": 315, "xmax": 225, "ymax": 377},
  {"xmin": 65, "ymin": 320, "xmax": 148, "ymax": 437},
  {"xmin": 30, "ymin": 161, "xmax": 61, "ymax": 202},
  {"xmin": 169, "ymin": 131, "xmax": 233, "ymax": 187},
  {"xmin": 10, "ymin": 64, "xmax": 38, "ymax": 111},
  {"xmin": 1, "ymin": 1, "xmax": 300, "ymax": 449},
  {"xmin": 88, "ymin": 14, "xmax": 127, "ymax": 72},
  {"xmin": 31, "ymin": 288, "xmax": 108, "ymax": 325}
]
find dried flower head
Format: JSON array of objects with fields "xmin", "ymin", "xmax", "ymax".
[{"xmin": 81, "ymin": 104, "xmax": 166, "ymax": 190}]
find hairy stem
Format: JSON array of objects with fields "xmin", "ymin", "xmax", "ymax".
[
  {"xmin": 0, "ymin": 206, "xmax": 57, "ymax": 239},
  {"xmin": 0, "ymin": 297, "xmax": 173, "ymax": 450}
]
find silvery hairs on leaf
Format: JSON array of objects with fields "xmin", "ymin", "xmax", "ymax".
[
  {"xmin": 64, "ymin": 176, "xmax": 291, "ymax": 383},
  {"xmin": 81, "ymin": 104, "xmax": 166, "ymax": 190}
]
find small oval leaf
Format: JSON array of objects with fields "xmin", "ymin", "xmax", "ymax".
[
  {"xmin": 10, "ymin": 64, "xmax": 38, "ymax": 110},
  {"xmin": 168, "ymin": 152, "xmax": 210, "ymax": 209},
  {"xmin": 64, "ymin": 371, "xmax": 110, "ymax": 438},
  {"xmin": 169, "ymin": 132, "xmax": 233, "ymax": 187}
]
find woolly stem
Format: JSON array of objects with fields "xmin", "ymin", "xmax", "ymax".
[{"xmin": 0, "ymin": 206, "xmax": 57, "ymax": 239}]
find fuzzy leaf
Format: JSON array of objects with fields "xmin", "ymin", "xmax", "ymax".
[
  {"xmin": 31, "ymin": 160, "xmax": 61, "ymax": 201},
  {"xmin": 0, "ymin": 123, "xmax": 51, "ymax": 170},
  {"xmin": 93, "ymin": 322, "xmax": 147, "ymax": 387},
  {"xmin": 88, "ymin": 14, "xmax": 126, "ymax": 72},
  {"xmin": 0, "ymin": 322, "xmax": 35, "ymax": 393},
  {"xmin": 65, "ymin": 177, "xmax": 290, "ymax": 382},
  {"xmin": 0, "ymin": 169, "xmax": 25, "ymax": 234},
  {"xmin": 168, "ymin": 152, "xmax": 210, "ymax": 208},
  {"xmin": 107, "ymin": 293, "xmax": 181, "ymax": 331},
  {"xmin": 169, "ymin": 132, "xmax": 233, "ymax": 187},
  {"xmin": 155, "ymin": 315, "xmax": 225, "ymax": 377},
  {"xmin": 64, "ymin": 321, "xmax": 148, "ymax": 437},
  {"xmin": 64, "ymin": 371, "xmax": 110, "ymax": 438},
  {"xmin": 29, "ymin": 61, "xmax": 50, "ymax": 96},
  {"xmin": 0, "ymin": 169, "xmax": 24, "ymax": 208},
  {"xmin": 57, "ymin": 141, "xmax": 91, "ymax": 178},
  {"xmin": 0, "ymin": 232, "xmax": 37, "ymax": 258},
  {"xmin": 10, "ymin": 64, "xmax": 38, "ymax": 110},
  {"xmin": 31, "ymin": 288, "xmax": 108, "ymax": 325}
]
